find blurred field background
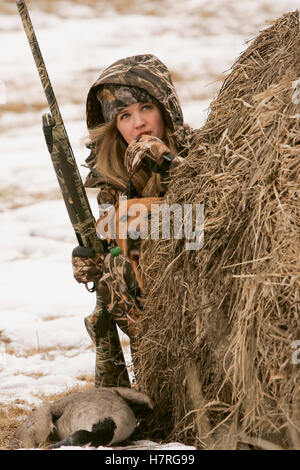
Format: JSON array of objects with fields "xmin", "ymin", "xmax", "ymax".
[{"xmin": 0, "ymin": 0, "xmax": 299, "ymax": 450}]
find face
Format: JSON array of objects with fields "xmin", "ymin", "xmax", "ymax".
[{"xmin": 116, "ymin": 102, "xmax": 165, "ymax": 144}]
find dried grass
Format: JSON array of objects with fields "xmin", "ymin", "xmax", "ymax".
[
  {"xmin": 0, "ymin": 405, "xmax": 31, "ymax": 450},
  {"xmin": 2, "ymin": 0, "xmax": 142, "ymax": 15},
  {"xmin": 135, "ymin": 10, "xmax": 300, "ymax": 449},
  {"xmin": 0, "ymin": 187, "xmax": 62, "ymax": 212}
]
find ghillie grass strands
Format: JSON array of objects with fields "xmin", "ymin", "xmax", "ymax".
[{"xmin": 135, "ymin": 11, "xmax": 300, "ymax": 449}]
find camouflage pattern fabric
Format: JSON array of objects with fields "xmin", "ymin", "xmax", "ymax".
[
  {"xmin": 82, "ymin": 184, "xmax": 143, "ymax": 388},
  {"xmin": 124, "ymin": 134, "xmax": 172, "ymax": 174},
  {"xmin": 94, "ymin": 319, "xmax": 131, "ymax": 388},
  {"xmin": 86, "ymin": 54, "xmax": 191, "ymax": 158},
  {"xmin": 83, "ymin": 54, "xmax": 195, "ymax": 388},
  {"xmin": 97, "ymin": 84, "xmax": 161, "ymax": 123},
  {"xmin": 72, "ymin": 252, "xmax": 104, "ymax": 284},
  {"xmin": 84, "ymin": 252, "xmax": 142, "ymax": 388},
  {"xmin": 99, "ymin": 252, "xmax": 143, "ymax": 339}
]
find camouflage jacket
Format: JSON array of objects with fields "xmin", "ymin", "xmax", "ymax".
[{"xmin": 84, "ymin": 54, "xmax": 195, "ymax": 340}]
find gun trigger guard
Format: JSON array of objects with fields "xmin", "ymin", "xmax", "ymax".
[{"xmin": 85, "ymin": 281, "xmax": 96, "ymax": 293}]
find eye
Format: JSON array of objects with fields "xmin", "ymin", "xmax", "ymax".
[
  {"xmin": 140, "ymin": 103, "xmax": 153, "ymax": 112},
  {"xmin": 119, "ymin": 112, "xmax": 130, "ymax": 120}
]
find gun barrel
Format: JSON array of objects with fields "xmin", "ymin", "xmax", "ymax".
[
  {"xmin": 16, "ymin": 0, "xmax": 63, "ymax": 127},
  {"xmin": 17, "ymin": 1, "xmax": 111, "ymax": 359},
  {"xmin": 17, "ymin": 1, "xmax": 105, "ymax": 254}
]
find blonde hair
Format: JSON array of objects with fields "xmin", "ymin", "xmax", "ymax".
[{"xmin": 89, "ymin": 119, "xmax": 178, "ymax": 197}]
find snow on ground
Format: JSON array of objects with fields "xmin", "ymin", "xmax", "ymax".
[{"xmin": 0, "ymin": 0, "xmax": 299, "ymax": 450}]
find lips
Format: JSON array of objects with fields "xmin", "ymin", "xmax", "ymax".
[{"xmin": 137, "ymin": 131, "xmax": 152, "ymax": 137}]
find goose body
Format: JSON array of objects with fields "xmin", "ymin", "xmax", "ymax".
[{"xmin": 10, "ymin": 387, "xmax": 153, "ymax": 449}]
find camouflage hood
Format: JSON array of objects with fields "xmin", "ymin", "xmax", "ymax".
[{"xmin": 86, "ymin": 54, "xmax": 189, "ymax": 154}]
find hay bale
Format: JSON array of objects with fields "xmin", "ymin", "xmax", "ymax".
[{"xmin": 135, "ymin": 10, "xmax": 300, "ymax": 449}]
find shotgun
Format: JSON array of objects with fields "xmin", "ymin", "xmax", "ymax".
[{"xmin": 16, "ymin": 1, "xmax": 122, "ymax": 385}]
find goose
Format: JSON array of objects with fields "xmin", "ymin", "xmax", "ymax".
[{"xmin": 10, "ymin": 387, "xmax": 153, "ymax": 449}]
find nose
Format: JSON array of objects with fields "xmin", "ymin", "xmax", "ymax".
[{"xmin": 133, "ymin": 111, "xmax": 146, "ymax": 128}]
